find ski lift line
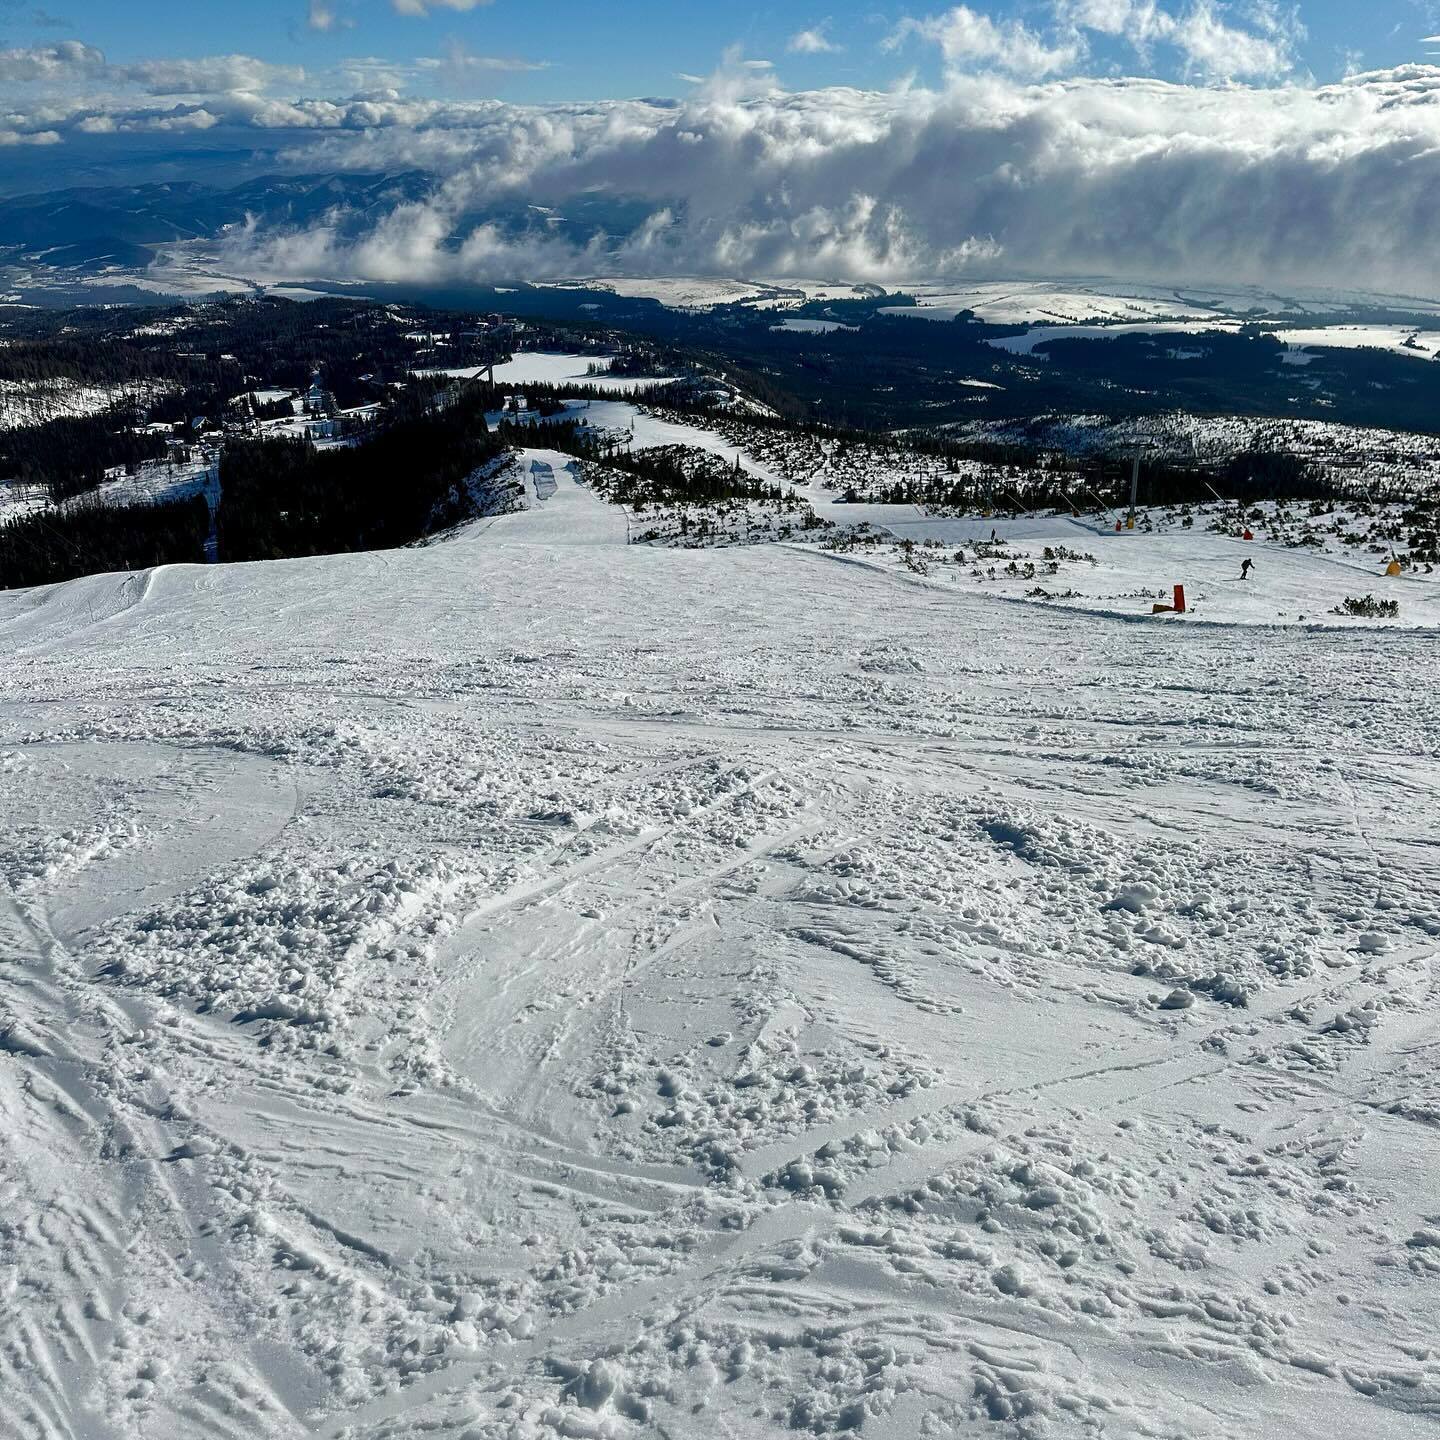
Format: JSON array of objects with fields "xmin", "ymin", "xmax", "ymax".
[
  {"xmin": 0, "ymin": 493, "xmax": 172, "ymax": 585},
  {"xmin": 17, "ymin": 504, "xmax": 103, "ymax": 565},
  {"xmin": 0, "ymin": 519, "xmax": 78, "ymax": 578},
  {"xmin": 1079, "ymin": 484, "xmax": 1121, "ymax": 521}
]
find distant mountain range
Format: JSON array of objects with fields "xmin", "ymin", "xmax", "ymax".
[
  {"xmin": 1, "ymin": 172, "xmax": 676, "ymax": 278},
  {"xmin": 2, "ymin": 173, "xmax": 439, "ymax": 273}
]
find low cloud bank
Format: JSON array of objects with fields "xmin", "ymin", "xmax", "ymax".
[
  {"xmin": 4, "ymin": 32, "xmax": 1440, "ymax": 295},
  {"xmin": 223, "ymin": 65, "xmax": 1440, "ymax": 295}
]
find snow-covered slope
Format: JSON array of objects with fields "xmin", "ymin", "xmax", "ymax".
[
  {"xmin": 814, "ymin": 513, "xmax": 1440, "ymax": 629},
  {"xmin": 466, "ymin": 450, "xmax": 630, "ymax": 546},
  {"xmin": 2, "ymin": 498, "xmax": 1438, "ymax": 1439}
]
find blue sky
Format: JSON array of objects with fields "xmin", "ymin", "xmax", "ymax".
[{"xmin": 5, "ymin": 0, "xmax": 1440, "ymax": 100}]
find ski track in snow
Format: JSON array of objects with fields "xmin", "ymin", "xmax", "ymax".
[{"xmin": 1, "ymin": 455, "xmax": 1439, "ymax": 1440}]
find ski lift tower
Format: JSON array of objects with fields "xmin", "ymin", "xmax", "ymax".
[
  {"xmin": 1118, "ymin": 439, "xmax": 1161, "ymax": 530},
  {"xmin": 474, "ymin": 320, "xmax": 517, "ymax": 387}
]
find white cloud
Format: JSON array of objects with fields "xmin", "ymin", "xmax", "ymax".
[
  {"xmin": 416, "ymin": 38, "xmax": 549, "ymax": 82},
  {"xmin": 176, "ymin": 62, "xmax": 1440, "ymax": 301},
  {"xmin": 0, "ymin": 40, "xmax": 105, "ymax": 85},
  {"xmin": 0, "ymin": 126, "xmax": 61, "ymax": 145},
  {"xmin": 116, "ymin": 55, "xmax": 305, "ymax": 96},
  {"xmin": 307, "ymin": 1, "xmax": 343, "ymax": 32},
  {"xmin": 888, "ymin": 5, "xmax": 1082, "ymax": 77},
  {"xmin": 132, "ymin": 106, "xmax": 221, "ymax": 133},
  {"xmin": 1171, "ymin": 5, "xmax": 1291, "ymax": 76},
  {"xmin": 334, "ymin": 56, "xmax": 414, "ymax": 93},
  {"xmin": 8, "ymin": 35, "xmax": 1440, "ymax": 301},
  {"xmin": 391, "ymin": 0, "xmax": 494, "ymax": 14},
  {"xmin": 788, "ymin": 23, "xmax": 842, "ymax": 55},
  {"xmin": 1062, "ymin": 0, "xmax": 1301, "ymax": 79},
  {"xmin": 0, "ymin": 40, "xmax": 302, "ymax": 95}
]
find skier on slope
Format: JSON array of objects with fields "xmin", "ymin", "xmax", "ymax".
[{"xmin": 1240, "ymin": 557, "xmax": 1254, "ymax": 581}]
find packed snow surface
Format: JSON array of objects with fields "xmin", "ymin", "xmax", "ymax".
[{"xmin": 2, "ymin": 466, "xmax": 1438, "ymax": 1439}]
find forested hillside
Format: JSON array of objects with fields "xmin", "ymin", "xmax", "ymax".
[{"xmin": 218, "ymin": 388, "xmax": 504, "ymax": 562}]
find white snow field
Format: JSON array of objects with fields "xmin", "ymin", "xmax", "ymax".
[
  {"xmin": 419, "ymin": 354, "xmax": 676, "ymax": 393},
  {"xmin": 974, "ymin": 323, "xmax": 1440, "ymax": 364},
  {"xmin": 2, "ymin": 459, "xmax": 1439, "ymax": 1440},
  {"xmin": 877, "ymin": 279, "xmax": 1440, "ymax": 327}
]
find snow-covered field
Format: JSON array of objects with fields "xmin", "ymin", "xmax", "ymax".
[
  {"xmin": 419, "ymin": 354, "xmax": 676, "ymax": 393},
  {"xmin": 975, "ymin": 322, "xmax": 1440, "ymax": 364},
  {"xmin": 880, "ymin": 279, "xmax": 1440, "ymax": 327},
  {"xmin": 536, "ymin": 276, "xmax": 1440, "ymax": 326},
  {"xmin": 539, "ymin": 278, "xmax": 883, "ymax": 311},
  {"xmin": 2, "ymin": 456, "xmax": 1438, "ymax": 1439},
  {"xmin": 1275, "ymin": 327, "xmax": 1440, "ymax": 363},
  {"xmin": 809, "ymin": 512, "xmax": 1440, "ymax": 629},
  {"xmin": 620, "ymin": 400, "xmax": 1440, "ymax": 511},
  {"xmin": 940, "ymin": 412, "xmax": 1440, "ymax": 471},
  {"xmin": 981, "ymin": 323, "xmax": 1245, "ymax": 357}
]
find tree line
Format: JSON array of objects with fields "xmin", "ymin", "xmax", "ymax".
[
  {"xmin": 217, "ymin": 385, "xmax": 504, "ymax": 562},
  {"xmin": 0, "ymin": 496, "xmax": 209, "ymax": 590},
  {"xmin": 0, "ymin": 379, "xmax": 505, "ymax": 588},
  {"xmin": 0, "ymin": 410, "xmax": 171, "ymax": 502}
]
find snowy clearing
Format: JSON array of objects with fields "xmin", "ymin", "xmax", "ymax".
[
  {"xmin": 539, "ymin": 279, "xmax": 882, "ymax": 311},
  {"xmin": 809, "ymin": 513, "xmax": 1440, "ymax": 629},
  {"xmin": 886, "ymin": 309, "xmax": 1440, "ymax": 366},
  {"xmin": 982, "ymin": 323, "xmax": 1245, "ymax": 357},
  {"xmin": 1273, "ymin": 326, "xmax": 1440, "ymax": 363},
  {"xmin": 418, "ymin": 353, "xmax": 676, "ymax": 393},
  {"xmin": 1, "ymin": 478, "xmax": 1438, "ymax": 1439},
  {"xmin": 489, "ymin": 400, "xmax": 1440, "ymax": 627},
  {"xmin": 881, "ymin": 279, "xmax": 1440, "ymax": 327}
]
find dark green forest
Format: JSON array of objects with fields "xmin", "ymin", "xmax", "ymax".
[
  {"xmin": 0, "ymin": 496, "xmax": 209, "ymax": 589},
  {"xmin": 217, "ymin": 386, "xmax": 504, "ymax": 562},
  {"xmin": 0, "ymin": 411, "xmax": 170, "ymax": 502}
]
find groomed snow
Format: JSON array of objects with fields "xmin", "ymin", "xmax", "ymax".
[
  {"xmin": 471, "ymin": 449, "xmax": 630, "ymax": 546},
  {"xmin": 1, "ymin": 481, "xmax": 1438, "ymax": 1439}
]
